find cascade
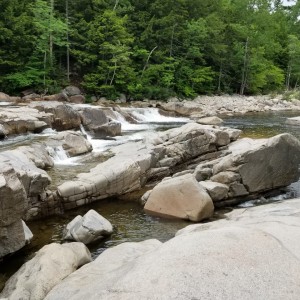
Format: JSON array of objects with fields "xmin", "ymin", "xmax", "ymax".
[
  {"xmin": 121, "ymin": 107, "xmax": 189, "ymax": 124},
  {"xmin": 46, "ymin": 146, "xmax": 76, "ymax": 165}
]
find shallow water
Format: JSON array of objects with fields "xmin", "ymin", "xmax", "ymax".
[
  {"xmin": 222, "ymin": 110, "xmax": 300, "ymax": 139},
  {"xmin": 1, "ymin": 108, "xmax": 300, "ymax": 291}
]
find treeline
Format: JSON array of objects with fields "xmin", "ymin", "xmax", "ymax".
[{"xmin": 1, "ymin": 0, "xmax": 300, "ymax": 99}]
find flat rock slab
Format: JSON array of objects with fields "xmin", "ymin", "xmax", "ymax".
[{"xmin": 45, "ymin": 199, "xmax": 300, "ymax": 300}]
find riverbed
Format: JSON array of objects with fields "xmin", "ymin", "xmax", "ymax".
[{"xmin": 1, "ymin": 108, "xmax": 300, "ymax": 290}]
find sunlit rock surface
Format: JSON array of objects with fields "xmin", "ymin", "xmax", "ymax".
[{"xmin": 45, "ymin": 199, "xmax": 300, "ymax": 300}]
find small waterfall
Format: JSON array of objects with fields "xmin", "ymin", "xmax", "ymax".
[
  {"xmin": 47, "ymin": 146, "xmax": 75, "ymax": 165},
  {"xmin": 80, "ymin": 124, "xmax": 92, "ymax": 141},
  {"xmin": 122, "ymin": 108, "xmax": 189, "ymax": 124}
]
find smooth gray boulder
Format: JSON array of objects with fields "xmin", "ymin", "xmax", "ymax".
[
  {"xmin": 192, "ymin": 133, "xmax": 300, "ymax": 205},
  {"xmin": 64, "ymin": 210, "xmax": 113, "ymax": 244},
  {"xmin": 45, "ymin": 199, "xmax": 300, "ymax": 300},
  {"xmin": 29, "ymin": 101, "xmax": 81, "ymax": 131},
  {"xmin": 0, "ymin": 242, "xmax": 92, "ymax": 300},
  {"xmin": 63, "ymin": 85, "xmax": 82, "ymax": 97},
  {"xmin": 76, "ymin": 106, "xmax": 121, "ymax": 138},
  {"xmin": 144, "ymin": 174, "xmax": 214, "ymax": 221},
  {"xmin": 92, "ymin": 121, "xmax": 121, "ymax": 138},
  {"xmin": 213, "ymin": 134, "xmax": 300, "ymax": 193}
]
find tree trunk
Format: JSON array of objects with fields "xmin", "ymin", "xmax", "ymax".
[
  {"xmin": 66, "ymin": 0, "xmax": 70, "ymax": 81},
  {"xmin": 49, "ymin": 0, "xmax": 54, "ymax": 67},
  {"xmin": 113, "ymin": 0, "xmax": 119, "ymax": 11},
  {"xmin": 240, "ymin": 37, "xmax": 249, "ymax": 95},
  {"xmin": 286, "ymin": 64, "xmax": 291, "ymax": 90},
  {"xmin": 141, "ymin": 46, "xmax": 158, "ymax": 77},
  {"xmin": 110, "ymin": 60, "xmax": 117, "ymax": 86},
  {"xmin": 170, "ymin": 23, "xmax": 177, "ymax": 57},
  {"xmin": 217, "ymin": 62, "xmax": 223, "ymax": 93}
]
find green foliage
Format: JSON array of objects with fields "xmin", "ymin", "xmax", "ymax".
[{"xmin": 0, "ymin": 0, "xmax": 299, "ymax": 98}]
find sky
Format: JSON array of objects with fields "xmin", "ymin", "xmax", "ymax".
[{"xmin": 282, "ymin": 0, "xmax": 296, "ymax": 6}]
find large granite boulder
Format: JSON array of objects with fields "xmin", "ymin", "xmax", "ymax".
[
  {"xmin": 0, "ymin": 145, "xmax": 52, "ymax": 221},
  {"xmin": 77, "ymin": 106, "xmax": 108, "ymax": 129},
  {"xmin": 0, "ymin": 92, "xmax": 12, "ymax": 102},
  {"xmin": 0, "ymin": 106, "xmax": 51, "ymax": 136},
  {"xmin": 0, "ymin": 165, "xmax": 28, "ymax": 259},
  {"xmin": 92, "ymin": 121, "xmax": 121, "ymax": 138},
  {"xmin": 64, "ymin": 209, "xmax": 113, "ymax": 244},
  {"xmin": 63, "ymin": 86, "xmax": 82, "ymax": 97},
  {"xmin": 29, "ymin": 101, "xmax": 81, "ymax": 131},
  {"xmin": 0, "ymin": 242, "xmax": 92, "ymax": 300},
  {"xmin": 213, "ymin": 134, "xmax": 300, "ymax": 193},
  {"xmin": 192, "ymin": 133, "xmax": 300, "ymax": 206},
  {"xmin": 76, "ymin": 106, "xmax": 121, "ymax": 137},
  {"xmin": 48, "ymin": 131, "xmax": 92, "ymax": 157},
  {"xmin": 144, "ymin": 174, "xmax": 214, "ymax": 221},
  {"xmin": 44, "ymin": 199, "xmax": 300, "ymax": 300}
]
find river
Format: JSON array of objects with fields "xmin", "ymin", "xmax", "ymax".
[{"xmin": 1, "ymin": 107, "xmax": 300, "ymax": 290}]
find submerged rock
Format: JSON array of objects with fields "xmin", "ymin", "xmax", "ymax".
[
  {"xmin": 0, "ymin": 242, "xmax": 92, "ymax": 300},
  {"xmin": 196, "ymin": 116, "xmax": 223, "ymax": 125},
  {"xmin": 64, "ymin": 210, "xmax": 113, "ymax": 244},
  {"xmin": 44, "ymin": 199, "xmax": 300, "ymax": 300},
  {"xmin": 144, "ymin": 174, "xmax": 214, "ymax": 221}
]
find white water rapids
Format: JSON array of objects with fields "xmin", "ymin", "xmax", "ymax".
[{"xmin": 48, "ymin": 106, "xmax": 190, "ymax": 163}]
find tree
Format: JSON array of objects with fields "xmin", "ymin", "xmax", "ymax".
[{"xmin": 77, "ymin": 9, "xmax": 134, "ymax": 98}]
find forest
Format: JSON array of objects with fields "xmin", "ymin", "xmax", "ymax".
[{"xmin": 1, "ymin": 0, "xmax": 300, "ymax": 100}]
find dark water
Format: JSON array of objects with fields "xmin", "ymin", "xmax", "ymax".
[{"xmin": 1, "ymin": 110, "xmax": 300, "ymax": 291}]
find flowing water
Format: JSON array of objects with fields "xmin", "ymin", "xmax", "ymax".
[{"xmin": 1, "ymin": 107, "xmax": 300, "ymax": 290}]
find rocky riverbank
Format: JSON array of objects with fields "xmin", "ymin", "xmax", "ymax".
[
  {"xmin": 1, "ymin": 198, "xmax": 300, "ymax": 299},
  {"xmin": 1, "ymin": 91, "xmax": 300, "ymax": 297}
]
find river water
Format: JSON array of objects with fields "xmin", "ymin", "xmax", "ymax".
[{"xmin": 1, "ymin": 107, "xmax": 300, "ymax": 290}]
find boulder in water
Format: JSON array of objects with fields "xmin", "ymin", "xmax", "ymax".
[
  {"xmin": 64, "ymin": 210, "xmax": 113, "ymax": 244},
  {"xmin": 197, "ymin": 116, "xmax": 223, "ymax": 125},
  {"xmin": 48, "ymin": 131, "xmax": 92, "ymax": 157},
  {"xmin": 144, "ymin": 174, "xmax": 214, "ymax": 221},
  {"xmin": 29, "ymin": 101, "xmax": 81, "ymax": 131},
  {"xmin": 44, "ymin": 199, "xmax": 300, "ymax": 300}
]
